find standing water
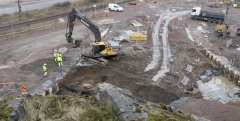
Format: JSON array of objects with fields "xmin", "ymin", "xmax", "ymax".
[
  {"xmin": 211, "ymin": 76, "xmax": 236, "ymax": 91},
  {"xmin": 197, "ymin": 75, "xmax": 240, "ymax": 103}
]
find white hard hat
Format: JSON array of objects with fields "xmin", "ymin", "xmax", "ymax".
[{"xmin": 44, "ymin": 63, "xmax": 47, "ymax": 65}]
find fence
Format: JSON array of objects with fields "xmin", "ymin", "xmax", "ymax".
[{"xmin": 0, "ymin": 82, "xmax": 16, "ymax": 100}]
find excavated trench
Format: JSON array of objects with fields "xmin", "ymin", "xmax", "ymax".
[{"xmin": 58, "ymin": 56, "xmax": 181, "ymax": 105}]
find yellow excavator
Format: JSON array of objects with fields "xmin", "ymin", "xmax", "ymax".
[
  {"xmin": 65, "ymin": 8, "xmax": 120, "ymax": 65},
  {"xmin": 216, "ymin": 24, "xmax": 230, "ymax": 37}
]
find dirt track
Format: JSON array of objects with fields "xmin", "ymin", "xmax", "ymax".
[{"xmin": 1, "ymin": 0, "xmax": 240, "ymax": 120}]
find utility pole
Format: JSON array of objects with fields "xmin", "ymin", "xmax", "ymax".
[
  {"xmin": 18, "ymin": 0, "xmax": 22, "ymax": 20},
  {"xmin": 223, "ymin": 2, "xmax": 230, "ymax": 39}
]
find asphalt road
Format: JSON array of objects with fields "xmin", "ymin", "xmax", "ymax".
[{"xmin": 0, "ymin": 0, "xmax": 79, "ymax": 15}]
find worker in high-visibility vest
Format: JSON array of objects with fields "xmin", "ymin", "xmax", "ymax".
[
  {"xmin": 42, "ymin": 63, "xmax": 48, "ymax": 77},
  {"xmin": 54, "ymin": 50, "xmax": 58, "ymax": 62},
  {"xmin": 57, "ymin": 53, "xmax": 63, "ymax": 67}
]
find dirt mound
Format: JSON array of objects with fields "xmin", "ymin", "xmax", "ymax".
[{"xmin": 208, "ymin": 2, "xmax": 223, "ymax": 8}]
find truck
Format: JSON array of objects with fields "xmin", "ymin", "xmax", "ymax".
[{"xmin": 191, "ymin": 6, "xmax": 224, "ymax": 24}]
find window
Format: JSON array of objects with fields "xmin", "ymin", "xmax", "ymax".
[{"xmin": 192, "ymin": 9, "xmax": 196, "ymax": 12}]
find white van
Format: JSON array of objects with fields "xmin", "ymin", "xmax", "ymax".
[{"xmin": 108, "ymin": 3, "xmax": 123, "ymax": 12}]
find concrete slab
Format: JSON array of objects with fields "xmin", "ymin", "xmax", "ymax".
[{"xmin": 129, "ymin": 20, "xmax": 143, "ymax": 27}]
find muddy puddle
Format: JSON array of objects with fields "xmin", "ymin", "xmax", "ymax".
[
  {"xmin": 197, "ymin": 75, "xmax": 240, "ymax": 103},
  {"xmin": 211, "ymin": 76, "xmax": 236, "ymax": 91}
]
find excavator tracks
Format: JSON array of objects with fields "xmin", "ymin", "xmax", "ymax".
[{"xmin": 81, "ymin": 54, "xmax": 108, "ymax": 66}]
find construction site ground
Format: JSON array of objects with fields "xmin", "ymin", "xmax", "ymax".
[{"xmin": 1, "ymin": 0, "xmax": 240, "ymax": 120}]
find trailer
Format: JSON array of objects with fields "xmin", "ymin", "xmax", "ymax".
[{"xmin": 191, "ymin": 6, "xmax": 224, "ymax": 24}]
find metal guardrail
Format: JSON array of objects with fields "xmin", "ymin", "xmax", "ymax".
[{"xmin": 0, "ymin": 82, "xmax": 16, "ymax": 100}]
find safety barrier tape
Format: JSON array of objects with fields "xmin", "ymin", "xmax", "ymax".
[
  {"xmin": 0, "ymin": 84, "xmax": 12, "ymax": 87},
  {"xmin": 0, "ymin": 21, "xmax": 65, "ymax": 37}
]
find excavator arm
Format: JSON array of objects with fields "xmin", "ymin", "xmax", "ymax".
[{"xmin": 65, "ymin": 8, "xmax": 101, "ymax": 44}]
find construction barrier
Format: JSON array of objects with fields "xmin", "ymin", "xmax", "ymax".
[
  {"xmin": 130, "ymin": 32, "xmax": 147, "ymax": 41},
  {"xmin": 205, "ymin": 50, "xmax": 240, "ymax": 86},
  {"xmin": 0, "ymin": 82, "xmax": 15, "ymax": 100},
  {"xmin": 22, "ymin": 84, "xmax": 27, "ymax": 94}
]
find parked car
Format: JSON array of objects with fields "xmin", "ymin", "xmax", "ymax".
[{"xmin": 108, "ymin": 3, "xmax": 123, "ymax": 12}]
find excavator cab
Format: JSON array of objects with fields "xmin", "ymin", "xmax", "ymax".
[
  {"xmin": 92, "ymin": 42, "xmax": 118, "ymax": 58},
  {"xmin": 92, "ymin": 42, "xmax": 106, "ymax": 57}
]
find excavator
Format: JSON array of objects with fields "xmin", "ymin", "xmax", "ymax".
[
  {"xmin": 65, "ymin": 8, "xmax": 120, "ymax": 65},
  {"xmin": 215, "ymin": 24, "xmax": 230, "ymax": 37}
]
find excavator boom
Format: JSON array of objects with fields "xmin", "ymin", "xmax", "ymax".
[{"xmin": 66, "ymin": 8, "xmax": 101, "ymax": 43}]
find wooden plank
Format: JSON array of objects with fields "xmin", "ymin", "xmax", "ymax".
[{"xmin": 129, "ymin": 20, "xmax": 143, "ymax": 27}]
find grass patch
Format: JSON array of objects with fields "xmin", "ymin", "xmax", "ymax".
[
  {"xmin": 80, "ymin": 101, "xmax": 119, "ymax": 121},
  {"xmin": 21, "ymin": 95, "xmax": 118, "ymax": 121},
  {"xmin": 149, "ymin": 109, "xmax": 195, "ymax": 121},
  {"xmin": 0, "ymin": 98, "xmax": 14, "ymax": 121}
]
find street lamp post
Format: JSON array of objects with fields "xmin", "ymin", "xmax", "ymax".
[
  {"xmin": 93, "ymin": 4, "xmax": 96, "ymax": 18},
  {"xmin": 223, "ymin": 3, "xmax": 230, "ymax": 39},
  {"xmin": 18, "ymin": 0, "xmax": 22, "ymax": 20}
]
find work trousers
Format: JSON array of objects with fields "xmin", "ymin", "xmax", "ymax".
[
  {"xmin": 58, "ymin": 61, "xmax": 63, "ymax": 67},
  {"xmin": 44, "ymin": 71, "xmax": 48, "ymax": 76}
]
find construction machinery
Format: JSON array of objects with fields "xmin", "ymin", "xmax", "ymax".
[
  {"xmin": 65, "ymin": 8, "xmax": 121, "ymax": 65},
  {"xmin": 191, "ymin": 6, "xmax": 224, "ymax": 24},
  {"xmin": 215, "ymin": 24, "xmax": 230, "ymax": 36}
]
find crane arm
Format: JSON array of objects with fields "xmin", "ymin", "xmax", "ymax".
[{"xmin": 65, "ymin": 8, "xmax": 101, "ymax": 43}]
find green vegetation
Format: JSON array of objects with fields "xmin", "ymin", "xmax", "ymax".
[
  {"xmin": 149, "ymin": 107, "xmax": 195, "ymax": 121},
  {"xmin": 0, "ymin": 99, "xmax": 14, "ymax": 121},
  {"xmin": 1, "ymin": 94, "xmax": 195, "ymax": 121},
  {"xmin": 21, "ymin": 95, "xmax": 118, "ymax": 121}
]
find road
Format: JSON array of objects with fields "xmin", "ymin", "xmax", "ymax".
[{"xmin": 0, "ymin": 0, "xmax": 79, "ymax": 15}]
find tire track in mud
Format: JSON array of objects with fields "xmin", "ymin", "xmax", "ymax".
[
  {"xmin": 153, "ymin": 12, "xmax": 188, "ymax": 83},
  {"xmin": 145, "ymin": 5, "xmax": 189, "ymax": 83},
  {"xmin": 144, "ymin": 15, "xmax": 164, "ymax": 72},
  {"xmin": 152, "ymin": 16, "xmax": 173, "ymax": 82}
]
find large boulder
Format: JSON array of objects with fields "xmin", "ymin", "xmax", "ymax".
[
  {"xmin": 9, "ymin": 98, "xmax": 25, "ymax": 121},
  {"xmin": 95, "ymin": 83, "xmax": 149, "ymax": 121}
]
